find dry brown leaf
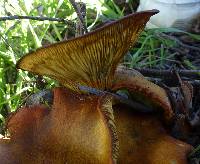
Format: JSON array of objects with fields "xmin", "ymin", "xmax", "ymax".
[{"xmin": 181, "ymin": 81, "xmax": 193, "ymax": 114}]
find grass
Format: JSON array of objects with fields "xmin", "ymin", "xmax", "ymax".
[
  {"xmin": 124, "ymin": 27, "xmax": 200, "ymax": 69},
  {"xmin": 0, "ymin": 0, "xmax": 75, "ymax": 131}
]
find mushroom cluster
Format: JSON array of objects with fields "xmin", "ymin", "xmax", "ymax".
[{"xmin": 0, "ymin": 10, "xmax": 193, "ymax": 164}]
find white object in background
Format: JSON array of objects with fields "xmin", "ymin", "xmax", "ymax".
[
  {"xmin": 0, "ymin": 134, "xmax": 3, "ymax": 139},
  {"xmin": 137, "ymin": 0, "xmax": 200, "ymax": 30}
]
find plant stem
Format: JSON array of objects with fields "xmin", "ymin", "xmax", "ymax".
[
  {"xmin": 69, "ymin": 0, "xmax": 88, "ymax": 33},
  {"xmin": 0, "ymin": 15, "xmax": 74, "ymax": 26}
]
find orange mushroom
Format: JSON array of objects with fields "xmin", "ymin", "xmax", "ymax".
[
  {"xmin": 113, "ymin": 66, "xmax": 174, "ymax": 122},
  {"xmin": 0, "ymin": 88, "xmax": 192, "ymax": 163},
  {"xmin": 0, "ymin": 10, "xmax": 193, "ymax": 163}
]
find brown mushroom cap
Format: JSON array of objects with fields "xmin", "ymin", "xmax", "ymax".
[
  {"xmin": 112, "ymin": 67, "xmax": 174, "ymax": 123},
  {"xmin": 115, "ymin": 104, "xmax": 193, "ymax": 164},
  {"xmin": 0, "ymin": 88, "xmax": 193, "ymax": 163}
]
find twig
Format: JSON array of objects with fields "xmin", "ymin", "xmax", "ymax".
[
  {"xmin": 157, "ymin": 33, "xmax": 200, "ymax": 52},
  {"xmin": 78, "ymin": 85, "xmax": 153, "ymax": 113},
  {"xmin": 69, "ymin": 0, "xmax": 88, "ymax": 33},
  {"xmin": 0, "ymin": 15, "xmax": 74, "ymax": 26},
  {"xmin": 134, "ymin": 68, "xmax": 200, "ymax": 79},
  {"xmin": 75, "ymin": 2, "xmax": 86, "ymax": 36},
  {"xmin": 149, "ymin": 77, "xmax": 200, "ymax": 87}
]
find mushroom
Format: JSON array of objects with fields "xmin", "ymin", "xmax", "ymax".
[{"xmin": 0, "ymin": 10, "xmax": 193, "ymax": 164}]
